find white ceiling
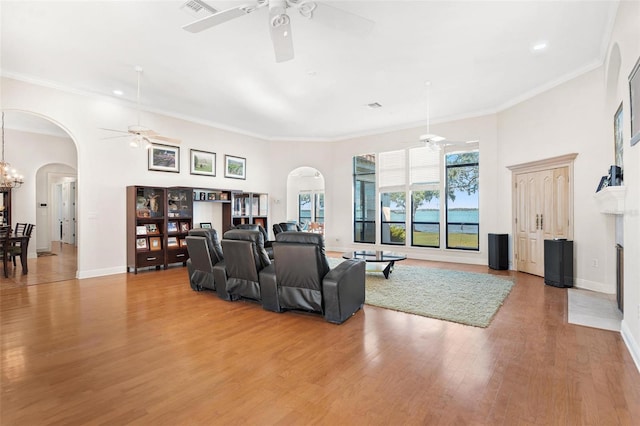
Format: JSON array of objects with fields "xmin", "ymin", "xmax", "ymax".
[{"xmin": 1, "ymin": 1, "xmax": 619, "ymax": 141}]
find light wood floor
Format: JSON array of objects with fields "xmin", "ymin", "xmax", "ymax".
[
  {"xmin": 1, "ymin": 252, "xmax": 639, "ymax": 425},
  {"xmin": 1, "ymin": 242, "xmax": 77, "ymax": 289}
]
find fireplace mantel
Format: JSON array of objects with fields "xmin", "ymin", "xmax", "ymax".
[{"xmin": 594, "ymin": 186, "xmax": 626, "ymax": 215}]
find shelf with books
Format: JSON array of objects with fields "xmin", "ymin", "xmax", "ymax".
[
  {"xmin": 127, "ymin": 186, "xmax": 166, "ymax": 273},
  {"xmin": 166, "ymin": 187, "xmax": 193, "ymax": 267},
  {"xmin": 231, "ymin": 192, "xmax": 269, "ymax": 233},
  {"xmin": 193, "ymin": 188, "xmax": 232, "ymax": 203}
]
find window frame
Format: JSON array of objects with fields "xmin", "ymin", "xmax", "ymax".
[{"xmin": 444, "ymin": 149, "xmax": 480, "ymax": 251}]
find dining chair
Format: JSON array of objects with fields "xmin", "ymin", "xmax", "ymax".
[
  {"xmin": 14, "ymin": 223, "xmax": 27, "ymax": 236},
  {"xmin": 1, "ymin": 226, "xmax": 10, "ymax": 278},
  {"xmin": 10, "ymin": 223, "xmax": 34, "ymax": 271}
]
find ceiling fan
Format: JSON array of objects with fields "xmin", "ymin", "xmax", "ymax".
[
  {"xmin": 418, "ymin": 81, "xmax": 478, "ymax": 149},
  {"xmin": 181, "ymin": 0, "xmax": 374, "ymax": 63},
  {"xmin": 101, "ymin": 66, "xmax": 181, "ymax": 148}
]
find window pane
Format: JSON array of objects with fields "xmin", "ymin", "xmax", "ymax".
[
  {"xmin": 354, "ymin": 222, "xmax": 376, "ymax": 243},
  {"xmin": 381, "ymin": 191, "xmax": 406, "ymax": 245},
  {"xmin": 354, "ymin": 154, "xmax": 376, "ymax": 243},
  {"xmin": 446, "ymin": 152, "xmax": 479, "ymax": 250},
  {"xmin": 412, "ymin": 190, "xmax": 440, "ymax": 247},
  {"xmin": 446, "ymin": 151, "xmax": 479, "ymax": 166},
  {"xmin": 299, "ymin": 193, "xmax": 312, "ymax": 227},
  {"xmin": 314, "ymin": 193, "xmax": 324, "ymax": 223}
]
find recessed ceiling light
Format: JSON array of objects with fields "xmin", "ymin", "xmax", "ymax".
[
  {"xmin": 531, "ymin": 41, "xmax": 548, "ymax": 52},
  {"xmin": 367, "ymin": 102, "xmax": 382, "ymax": 109},
  {"xmin": 113, "ymin": 89, "xmax": 124, "ymax": 96}
]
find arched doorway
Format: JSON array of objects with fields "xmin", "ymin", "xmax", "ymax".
[
  {"xmin": 2, "ymin": 110, "xmax": 78, "ymax": 284},
  {"xmin": 286, "ymin": 167, "xmax": 325, "ymax": 233}
]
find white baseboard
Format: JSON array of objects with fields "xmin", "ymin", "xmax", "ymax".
[
  {"xmin": 574, "ymin": 278, "xmax": 615, "ymax": 294},
  {"xmin": 77, "ymin": 266, "xmax": 125, "ymax": 279},
  {"xmin": 621, "ymin": 321, "xmax": 640, "ymax": 373}
]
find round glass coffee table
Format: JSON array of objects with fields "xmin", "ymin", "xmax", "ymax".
[{"xmin": 342, "ymin": 250, "xmax": 407, "ymax": 279}]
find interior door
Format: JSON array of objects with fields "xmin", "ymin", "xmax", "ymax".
[{"xmin": 515, "ymin": 167, "xmax": 569, "ymax": 276}]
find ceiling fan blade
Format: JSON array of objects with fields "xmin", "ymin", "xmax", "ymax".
[
  {"xmin": 269, "ymin": 6, "xmax": 294, "ymax": 63},
  {"xmin": 99, "ymin": 127, "xmax": 129, "ymax": 134},
  {"xmin": 101, "ymin": 134, "xmax": 130, "ymax": 140},
  {"xmin": 304, "ymin": 2, "xmax": 374, "ymax": 37},
  {"xmin": 147, "ymin": 135, "xmax": 182, "ymax": 145},
  {"xmin": 182, "ymin": 4, "xmax": 254, "ymax": 33}
]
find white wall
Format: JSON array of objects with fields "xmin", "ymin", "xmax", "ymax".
[
  {"xmin": 604, "ymin": 0, "xmax": 640, "ymax": 371},
  {"xmin": 2, "ymin": 78, "xmax": 271, "ymax": 277},
  {"xmin": 5, "ymin": 128, "xmax": 77, "ymax": 258},
  {"xmin": 498, "ymin": 68, "xmax": 610, "ymax": 291}
]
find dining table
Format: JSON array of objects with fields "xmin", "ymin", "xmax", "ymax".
[{"xmin": 1, "ymin": 233, "xmax": 31, "ymax": 278}]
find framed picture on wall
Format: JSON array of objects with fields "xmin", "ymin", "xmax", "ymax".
[
  {"xmin": 200, "ymin": 222, "xmax": 212, "ymax": 229},
  {"xmin": 629, "ymin": 56, "xmax": 640, "ymax": 146},
  {"xmin": 148, "ymin": 143, "xmax": 180, "ymax": 173},
  {"xmin": 614, "ymin": 103, "xmax": 623, "ymax": 168},
  {"xmin": 190, "ymin": 149, "xmax": 216, "ymax": 176},
  {"xmin": 225, "ymin": 155, "xmax": 246, "ymax": 180}
]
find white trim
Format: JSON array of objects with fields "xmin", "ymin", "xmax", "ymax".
[
  {"xmin": 574, "ymin": 278, "xmax": 615, "ymax": 294},
  {"xmin": 77, "ymin": 266, "xmax": 126, "ymax": 279},
  {"xmin": 621, "ymin": 321, "xmax": 640, "ymax": 373}
]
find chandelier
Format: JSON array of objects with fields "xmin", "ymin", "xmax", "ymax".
[{"xmin": 1, "ymin": 112, "xmax": 24, "ymax": 191}]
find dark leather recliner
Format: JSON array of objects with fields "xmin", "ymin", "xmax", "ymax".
[
  {"xmin": 213, "ymin": 229, "xmax": 271, "ymax": 301},
  {"xmin": 260, "ymin": 232, "xmax": 366, "ymax": 324},
  {"xmin": 231, "ymin": 223, "xmax": 273, "ymax": 259},
  {"xmin": 185, "ymin": 228, "xmax": 224, "ymax": 292},
  {"xmin": 272, "ymin": 222, "xmax": 302, "ymax": 236}
]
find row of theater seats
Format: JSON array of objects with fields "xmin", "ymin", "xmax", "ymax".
[{"xmin": 185, "ymin": 227, "xmax": 366, "ymax": 324}]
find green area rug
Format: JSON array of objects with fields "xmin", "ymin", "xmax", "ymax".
[{"xmin": 331, "ymin": 259, "xmax": 514, "ymax": 327}]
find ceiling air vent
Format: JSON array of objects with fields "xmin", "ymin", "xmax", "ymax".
[
  {"xmin": 367, "ymin": 102, "xmax": 382, "ymax": 109},
  {"xmin": 180, "ymin": 0, "xmax": 217, "ymax": 19}
]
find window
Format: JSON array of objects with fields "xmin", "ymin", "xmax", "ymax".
[
  {"xmin": 352, "ymin": 144, "xmax": 479, "ymax": 251},
  {"xmin": 445, "ymin": 151, "xmax": 479, "ymax": 250},
  {"xmin": 315, "ymin": 193, "xmax": 324, "ymax": 225},
  {"xmin": 381, "ymin": 192, "xmax": 406, "ymax": 245},
  {"xmin": 353, "ymin": 154, "xmax": 376, "ymax": 243},
  {"xmin": 299, "ymin": 191, "xmax": 324, "ymax": 232},
  {"xmin": 412, "ymin": 190, "xmax": 440, "ymax": 247},
  {"xmin": 379, "ymin": 150, "xmax": 407, "ymax": 245},
  {"xmin": 410, "ymin": 147, "xmax": 440, "ymax": 247},
  {"xmin": 298, "ymin": 193, "xmax": 312, "ymax": 228}
]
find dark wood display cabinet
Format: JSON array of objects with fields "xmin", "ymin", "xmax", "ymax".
[
  {"xmin": 127, "ymin": 186, "xmax": 166, "ymax": 274},
  {"xmin": 166, "ymin": 187, "xmax": 193, "ymax": 267}
]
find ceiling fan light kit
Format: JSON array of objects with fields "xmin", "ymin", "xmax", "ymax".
[
  {"xmin": 418, "ymin": 81, "xmax": 478, "ymax": 148},
  {"xmin": 100, "ymin": 67, "xmax": 181, "ymax": 148}
]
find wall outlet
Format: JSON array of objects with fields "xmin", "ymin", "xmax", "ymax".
[{"xmin": 592, "ymin": 258, "xmax": 599, "ymax": 268}]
